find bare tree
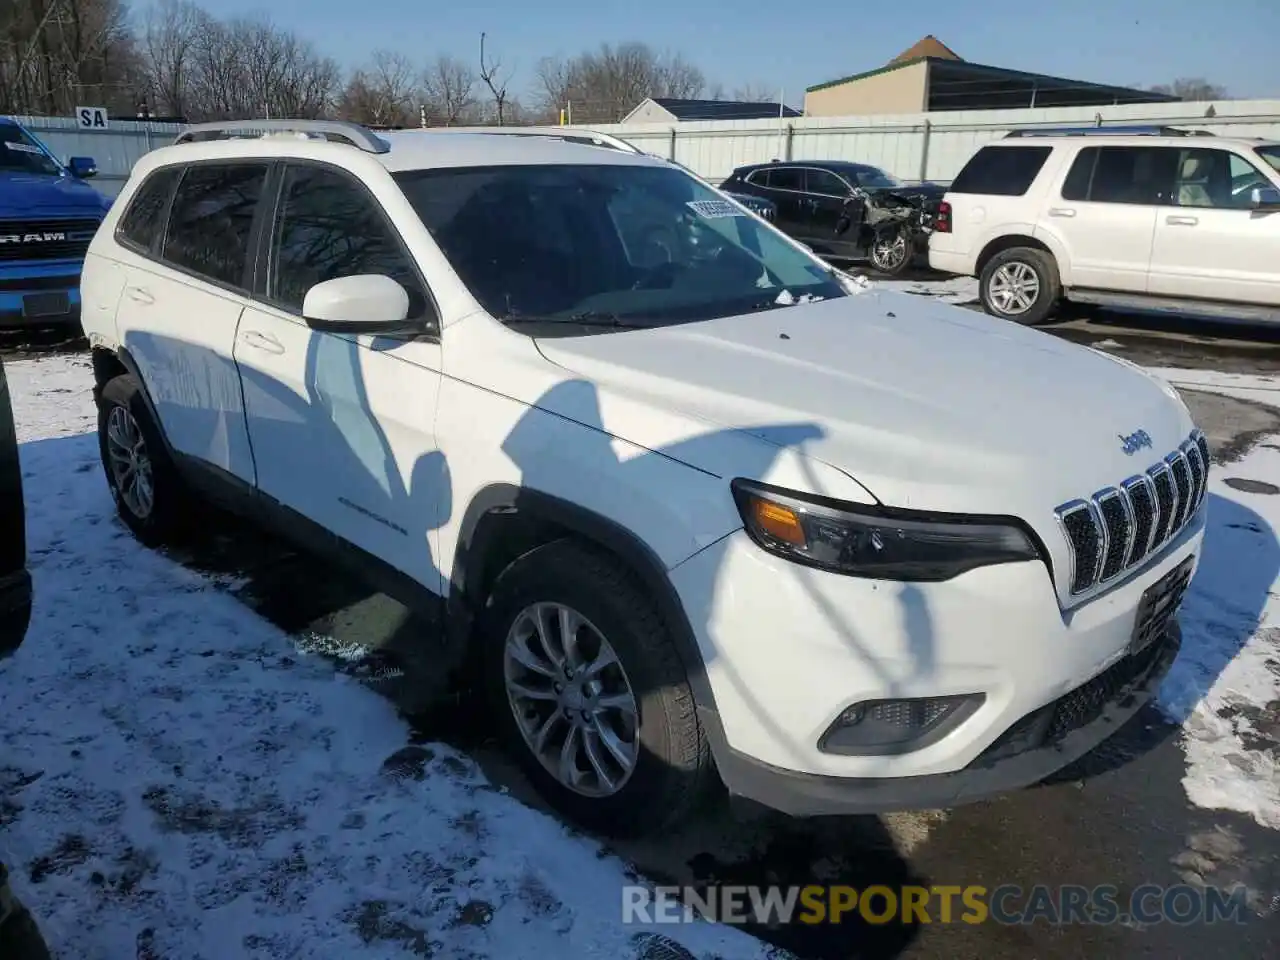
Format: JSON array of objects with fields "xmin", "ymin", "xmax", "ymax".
[
  {"xmin": 181, "ymin": 14, "xmax": 338, "ymax": 121},
  {"xmin": 141, "ymin": 0, "xmax": 202, "ymax": 117},
  {"xmin": 0, "ymin": 0, "xmax": 139, "ymax": 115},
  {"xmin": 337, "ymin": 49, "xmax": 418, "ymax": 126},
  {"xmin": 532, "ymin": 42, "xmax": 704, "ymax": 123},
  {"xmin": 1149, "ymin": 77, "xmax": 1229, "ymax": 101},
  {"xmin": 732, "ymin": 82, "xmax": 778, "ymax": 103},
  {"xmin": 422, "ymin": 54, "xmax": 476, "ymax": 126},
  {"xmin": 478, "ymin": 32, "xmax": 511, "ymax": 126}
]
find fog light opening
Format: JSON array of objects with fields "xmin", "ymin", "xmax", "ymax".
[{"xmin": 818, "ymin": 694, "xmax": 985, "ymax": 756}]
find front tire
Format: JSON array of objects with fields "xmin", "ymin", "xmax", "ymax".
[
  {"xmin": 979, "ymin": 247, "xmax": 1061, "ymax": 325},
  {"xmin": 481, "ymin": 539, "xmax": 713, "ymax": 837},
  {"xmin": 97, "ymin": 374, "xmax": 193, "ymax": 547}
]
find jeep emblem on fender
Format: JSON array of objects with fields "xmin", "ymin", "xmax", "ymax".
[{"xmin": 1119, "ymin": 429, "xmax": 1153, "ymax": 456}]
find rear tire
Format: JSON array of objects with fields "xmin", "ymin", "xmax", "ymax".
[
  {"xmin": 97, "ymin": 374, "xmax": 193, "ymax": 547},
  {"xmin": 480, "ymin": 539, "xmax": 713, "ymax": 837},
  {"xmin": 979, "ymin": 247, "xmax": 1061, "ymax": 325}
]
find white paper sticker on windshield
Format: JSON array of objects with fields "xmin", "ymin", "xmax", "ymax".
[
  {"xmin": 3, "ymin": 141, "xmax": 45, "ymax": 155},
  {"xmin": 687, "ymin": 199, "xmax": 745, "ymax": 219}
]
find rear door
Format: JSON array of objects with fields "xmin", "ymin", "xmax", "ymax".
[
  {"xmin": 750, "ymin": 166, "xmax": 805, "ymax": 238},
  {"xmin": 1038, "ymin": 145, "xmax": 1177, "ymax": 293},
  {"xmin": 1147, "ymin": 147, "xmax": 1280, "ymax": 305},
  {"xmin": 112, "ymin": 161, "xmax": 268, "ymax": 486}
]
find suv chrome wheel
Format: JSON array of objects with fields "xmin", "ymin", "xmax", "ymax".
[
  {"xmin": 105, "ymin": 405, "xmax": 154, "ymax": 519},
  {"xmin": 503, "ymin": 601, "xmax": 639, "ymax": 797}
]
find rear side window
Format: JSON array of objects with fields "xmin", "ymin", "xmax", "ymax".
[
  {"xmin": 116, "ymin": 167, "xmax": 181, "ymax": 252},
  {"xmin": 949, "ymin": 146, "xmax": 1052, "ymax": 196},
  {"xmin": 162, "ymin": 163, "xmax": 268, "ymax": 288},
  {"xmin": 769, "ymin": 167, "xmax": 804, "ymax": 191},
  {"xmin": 1062, "ymin": 146, "xmax": 1178, "ymax": 205}
]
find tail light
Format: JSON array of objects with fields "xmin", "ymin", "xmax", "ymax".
[{"xmin": 934, "ymin": 200, "xmax": 952, "ymax": 233}]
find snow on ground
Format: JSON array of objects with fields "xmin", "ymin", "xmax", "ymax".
[
  {"xmin": 2, "ymin": 358, "xmax": 775, "ymax": 959},
  {"xmin": 1157, "ymin": 439, "xmax": 1280, "ymax": 829},
  {"xmin": 870, "ymin": 275, "xmax": 979, "ymax": 305},
  {"xmin": 2, "ymin": 345, "xmax": 1279, "ymax": 958}
]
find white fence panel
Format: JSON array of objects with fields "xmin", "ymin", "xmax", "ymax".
[{"xmin": 572, "ymin": 99, "xmax": 1280, "ymax": 185}]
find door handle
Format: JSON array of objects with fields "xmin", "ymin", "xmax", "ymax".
[
  {"xmin": 241, "ymin": 330, "xmax": 285, "ymax": 355},
  {"xmin": 1047, "ymin": 208, "xmax": 1077, "ymax": 218},
  {"xmin": 1166, "ymin": 215, "xmax": 1199, "ymax": 226},
  {"xmin": 125, "ymin": 286, "xmax": 154, "ymax": 305}
]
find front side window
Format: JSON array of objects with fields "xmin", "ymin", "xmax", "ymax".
[
  {"xmin": 162, "ymin": 163, "xmax": 268, "ymax": 288},
  {"xmin": 805, "ymin": 169, "xmax": 851, "ymax": 197},
  {"xmin": 395, "ymin": 162, "xmax": 845, "ymax": 329},
  {"xmin": 1084, "ymin": 147, "xmax": 1178, "ymax": 205},
  {"xmin": 271, "ymin": 164, "xmax": 427, "ymax": 317},
  {"xmin": 117, "ymin": 167, "xmax": 181, "ymax": 252},
  {"xmin": 0, "ymin": 125, "xmax": 61, "ymax": 177},
  {"xmin": 851, "ymin": 166, "xmax": 904, "ymax": 190}
]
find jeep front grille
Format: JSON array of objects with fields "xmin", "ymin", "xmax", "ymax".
[
  {"xmin": 0, "ymin": 218, "xmax": 99, "ymax": 262},
  {"xmin": 1055, "ymin": 430, "xmax": 1209, "ymax": 595}
]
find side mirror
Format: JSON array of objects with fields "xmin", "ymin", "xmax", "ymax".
[
  {"xmin": 67, "ymin": 156, "xmax": 97, "ymax": 179},
  {"xmin": 1250, "ymin": 185, "xmax": 1280, "ymax": 210},
  {"xmin": 301, "ymin": 275, "xmax": 414, "ymax": 335}
]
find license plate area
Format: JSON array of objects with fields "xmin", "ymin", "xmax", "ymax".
[
  {"xmin": 22, "ymin": 291, "xmax": 70, "ymax": 318},
  {"xmin": 1130, "ymin": 556, "xmax": 1194, "ymax": 656}
]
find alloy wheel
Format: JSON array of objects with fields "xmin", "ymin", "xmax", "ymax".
[
  {"xmin": 105, "ymin": 405, "xmax": 155, "ymax": 519},
  {"xmin": 502, "ymin": 601, "xmax": 640, "ymax": 797}
]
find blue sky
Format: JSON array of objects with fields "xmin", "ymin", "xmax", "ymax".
[{"xmin": 194, "ymin": 0, "xmax": 1279, "ymax": 105}]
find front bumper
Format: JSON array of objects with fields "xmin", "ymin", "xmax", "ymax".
[
  {"xmin": 703, "ymin": 620, "xmax": 1180, "ymax": 816},
  {"xmin": 0, "ymin": 261, "xmax": 84, "ymax": 328},
  {"xmin": 668, "ymin": 518, "xmax": 1202, "ymax": 810}
]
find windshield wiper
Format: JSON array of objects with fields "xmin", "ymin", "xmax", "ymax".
[{"xmin": 504, "ymin": 311, "xmax": 655, "ymax": 329}]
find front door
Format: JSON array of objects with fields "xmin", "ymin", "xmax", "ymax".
[
  {"xmin": 1148, "ymin": 147, "xmax": 1280, "ymax": 306},
  {"xmin": 234, "ymin": 161, "xmax": 446, "ymax": 591},
  {"xmin": 802, "ymin": 167, "xmax": 861, "ymax": 258}
]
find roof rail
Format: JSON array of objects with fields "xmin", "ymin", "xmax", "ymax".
[
  {"xmin": 1003, "ymin": 124, "xmax": 1215, "ymax": 139},
  {"xmin": 173, "ymin": 119, "xmax": 390, "ymax": 154},
  {"xmin": 414, "ymin": 125, "xmax": 644, "ymax": 154}
]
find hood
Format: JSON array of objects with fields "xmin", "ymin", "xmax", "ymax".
[
  {"xmin": 532, "ymin": 288, "xmax": 1193, "ymax": 528},
  {"xmin": 0, "ymin": 171, "xmax": 108, "ymax": 216}
]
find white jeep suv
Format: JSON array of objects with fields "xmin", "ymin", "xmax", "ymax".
[
  {"xmin": 80, "ymin": 119, "xmax": 1208, "ymax": 836},
  {"xmin": 929, "ymin": 125, "xmax": 1280, "ymax": 326}
]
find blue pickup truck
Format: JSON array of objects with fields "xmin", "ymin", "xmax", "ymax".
[{"xmin": 1, "ymin": 116, "xmax": 110, "ymax": 330}]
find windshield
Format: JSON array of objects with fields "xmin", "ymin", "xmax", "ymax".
[
  {"xmin": 1257, "ymin": 145, "xmax": 1280, "ymax": 175},
  {"xmin": 857, "ymin": 166, "xmax": 905, "ymax": 189},
  {"xmin": 394, "ymin": 162, "xmax": 846, "ymax": 329},
  {"xmin": 0, "ymin": 125, "xmax": 62, "ymax": 176}
]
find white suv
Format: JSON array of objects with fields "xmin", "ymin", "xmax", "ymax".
[
  {"xmin": 929, "ymin": 126, "xmax": 1280, "ymax": 326},
  {"xmin": 81, "ymin": 119, "xmax": 1208, "ymax": 836}
]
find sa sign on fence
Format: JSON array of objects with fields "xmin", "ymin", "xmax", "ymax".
[{"xmin": 75, "ymin": 107, "xmax": 108, "ymax": 130}]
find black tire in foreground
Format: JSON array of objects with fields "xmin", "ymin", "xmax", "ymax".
[
  {"xmin": 481, "ymin": 538, "xmax": 714, "ymax": 837},
  {"xmin": 97, "ymin": 374, "xmax": 193, "ymax": 547},
  {"xmin": 978, "ymin": 246, "xmax": 1062, "ymax": 326}
]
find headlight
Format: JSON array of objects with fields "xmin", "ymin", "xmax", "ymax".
[{"xmin": 731, "ymin": 479, "xmax": 1043, "ymax": 581}]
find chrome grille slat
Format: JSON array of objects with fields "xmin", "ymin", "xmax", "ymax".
[{"xmin": 1054, "ymin": 430, "xmax": 1208, "ymax": 597}]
